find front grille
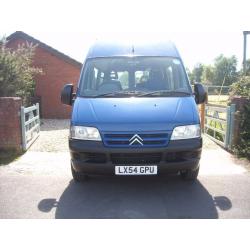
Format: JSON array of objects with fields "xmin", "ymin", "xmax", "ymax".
[
  {"xmin": 72, "ymin": 150, "xmax": 200, "ymax": 165},
  {"xmin": 110, "ymin": 153, "xmax": 162, "ymax": 164},
  {"xmin": 103, "ymin": 132, "xmax": 169, "ymax": 148}
]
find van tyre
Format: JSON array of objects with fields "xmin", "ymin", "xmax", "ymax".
[
  {"xmin": 180, "ymin": 165, "xmax": 200, "ymax": 181},
  {"xmin": 71, "ymin": 163, "xmax": 88, "ymax": 182}
]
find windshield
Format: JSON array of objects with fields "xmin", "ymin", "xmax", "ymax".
[{"xmin": 79, "ymin": 57, "xmax": 191, "ymax": 97}]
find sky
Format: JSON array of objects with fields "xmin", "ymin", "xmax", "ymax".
[{"xmin": 1, "ymin": 0, "xmax": 249, "ymax": 70}]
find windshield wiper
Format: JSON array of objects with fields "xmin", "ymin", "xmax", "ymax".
[
  {"xmin": 92, "ymin": 90, "xmax": 191, "ymax": 98},
  {"xmin": 138, "ymin": 90, "xmax": 191, "ymax": 97},
  {"xmin": 93, "ymin": 90, "xmax": 146, "ymax": 98}
]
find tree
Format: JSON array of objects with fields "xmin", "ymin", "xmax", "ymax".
[
  {"xmin": 0, "ymin": 38, "xmax": 42, "ymax": 105},
  {"xmin": 230, "ymin": 76, "xmax": 250, "ymax": 98},
  {"xmin": 201, "ymin": 65, "xmax": 215, "ymax": 85},
  {"xmin": 186, "ymin": 67, "xmax": 193, "ymax": 83},
  {"xmin": 213, "ymin": 54, "xmax": 238, "ymax": 86},
  {"xmin": 189, "ymin": 63, "xmax": 204, "ymax": 84},
  {"xmin": 245, "ymin": 59, "xmax": 250, "ymax": 76}
]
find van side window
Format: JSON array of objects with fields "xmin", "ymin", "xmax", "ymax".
[
  {"xmin": 165, "ymin": 64, "xmax": 187, "ymax": 90},
  {"xmin": 93, "ymin": 68, "xmax": 98, "ymax": 89},
  {"xmin": 96, "ymin": 71, "xmax": 104, "ymax": 87},
  {"xmin": 135, "ymin": 71, "xmax": 149, "ymax": 84},
  {"xmin": 117, "ymin": 71, "xmax": 129, "ymax": 89},
  {"xmin": 166, "ymin": 66, "xmax": 174, "ymax": 90},
  {"xmin": 86, "ymin": 67, "xmax": 98, "ymax": 90},
  {"xmin": 173, "ymin": 64, "xmax": 186, "ymax": 89},
  {"xmin": 84, "ymin": 67, "xmax": 95, "ymax": 90}
]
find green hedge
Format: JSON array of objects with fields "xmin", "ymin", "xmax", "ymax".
[
  {"xmin": 230, "ymin": 76, "xmax": 250, "ymax": 159},
  {"xmin": 0, "ymin": 38, "xmax": 42, "ymax": 106}
]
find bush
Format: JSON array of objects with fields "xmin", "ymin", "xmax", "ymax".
[
  {"xmin": 0, "ymin": 38, "xmax": 42, "ymax": 105},
  {"xmin": 229, "ymin": 76, "xmax": 250, "ymax": 98},
  {"xmin": 229, "ymin": 76, "xmax": 250, "ymax": 159}
]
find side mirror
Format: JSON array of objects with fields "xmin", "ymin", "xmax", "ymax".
[
  {"xmin": 61, "ymin": 84, "xmax": 74, "ymax": 106},
  {"xmin": 194, "ymin": 83, "xmax": 207, "ymax": 104}
]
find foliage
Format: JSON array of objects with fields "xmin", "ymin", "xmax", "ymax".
[
  {"xmin": 0, "ymin": 37, "xmax": 42, "ymax": 105},
  {"xmin": 208, "ymin": 95, "xmax": 228, "ymax": 106},
  {"xmin": 229, "ymin": 76, "xmax": 250, "ymax": 159},
  {"xmin": 232, "ymin": 59, "xmax": 250, "ymax": 76},
  {"xmin": 230, "ymin": 76, "xmax": 250, "ymax": 98},
  {"xmin": 188, "ymin": 54, "xmax": 238, "ymax": 87},
  {"xmin": 245, "ymin": 59, "xmax": 250, "ymax": 76},
  {"xmin": 233, "ymin": 104, "xmax": 250, "ymax": 159},
  {"xmin": 213, "ymin": 54, "xmax": 238, "ymax": 86},
  {"xmin": 201, "ymin": 65, "xmax": 215, "ymax": 85},
  {"xmin": 206, "ymin": 122, "xmax": 224, "ymax": 142},
  {"xmin": 186, "ymin": 67, "xmax": 193, "ymax": 83},
  {"xmin": 188, "ymin": 63, "xmax": 204, "ymax": 84}
]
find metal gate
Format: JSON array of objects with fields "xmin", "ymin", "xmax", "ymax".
[
  {"xmin": 20, "ymin": 103, "xmax": 40, "ymax": 151},
  {"xmin": 204, "ymin": 103, "xmax": 236, "ymax": 150}
]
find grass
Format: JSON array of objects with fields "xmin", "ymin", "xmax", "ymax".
[
  {"xmin": 208, "ymin": 95, "xmax": 229, "ymax": 106},
  {"xmin": 206, "ymin": 119, "xmax": 226, "ymax": 142},
  {"xmin": 0, "ymin": 149, "xmax": 23, "ymax": 166}
]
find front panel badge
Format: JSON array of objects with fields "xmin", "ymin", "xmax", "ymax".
[{"xmin": 129, "ymin": 134, "xmax": 143, "ymax": 146}]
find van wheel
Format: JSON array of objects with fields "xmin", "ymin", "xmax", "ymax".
[
  {"xmin": 71, "ymin": 163, "xmax": 88, "ymax": 182},
  {"xmin": 180, "ymin": 165, "xmax": 199, "ymax": 181}
]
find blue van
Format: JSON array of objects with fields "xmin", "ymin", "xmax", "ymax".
[{"xmin": 61, "ymin": 41, "xmax": 206, "ymax": 182}]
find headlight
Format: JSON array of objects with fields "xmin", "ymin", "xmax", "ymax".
[
  {"xmin": 70, "ymin": 126, "xmax": 102, "ymax": 141},
  {"xmin": 171, "ymin": 124, "xmax": 201, "ymax": 140}
]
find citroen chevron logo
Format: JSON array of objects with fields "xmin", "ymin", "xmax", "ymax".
[{"xmin": 129, "ymin": 134, "xmax": 143, "ymax": 146}]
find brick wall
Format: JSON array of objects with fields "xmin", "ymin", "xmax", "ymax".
[
  {"xmin": 7, "ymin": 38, "xmax": 81, "ymax": 119},
  {"xmin": 0, "ymin": 97, "xmax": 22, "ymax": 152}
]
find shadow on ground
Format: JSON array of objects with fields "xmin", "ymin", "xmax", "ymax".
[
  {"xmin": 38, "ymin": 175, "xmax": 232, "ymax": 219},
  {"xmin": 0, "ymin": 150, "xmax": 23, "ymax": 165}
]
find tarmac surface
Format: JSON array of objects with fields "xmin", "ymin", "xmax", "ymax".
[{"xmin": 0, "ymin": 120, "xmax": 249, "ymax": 219}]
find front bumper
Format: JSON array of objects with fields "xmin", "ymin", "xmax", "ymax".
[{"xmin": 69, "ymin": 137, "xmax": 202, "ymax": 175}]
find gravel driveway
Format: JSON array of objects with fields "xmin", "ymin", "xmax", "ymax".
[{"xmin": 30, "ymin": 119, "xmax": 70, "ymax": 152}]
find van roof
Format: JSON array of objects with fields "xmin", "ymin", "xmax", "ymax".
[{"xmin": 86, "ymin": 40, "xmax": 181, "ymax": 59}]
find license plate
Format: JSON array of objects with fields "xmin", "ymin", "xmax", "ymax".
[{"xmin": 115, "ymin": 166, "xmax": 157, "ymax": 175}]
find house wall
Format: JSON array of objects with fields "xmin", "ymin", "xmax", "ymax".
[{"xmin": 7, "ymin": 38, "xmax": 81, "ymax": 119}]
